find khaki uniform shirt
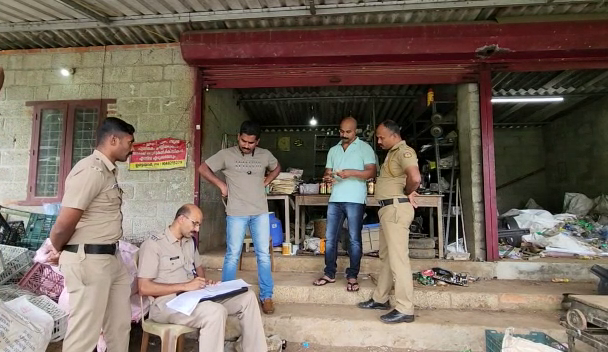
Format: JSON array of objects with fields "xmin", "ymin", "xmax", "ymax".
[
  {"xmin": 205, "ymin": 146, "xmax": 278, "ymax": 217},
  {"xmin": 375, "ymin": 141, "xmax": 418, "ymax": 200},
  {"xmin": 61, "ymin": 150, "xmax": 123, "ymax": 245},
  {"xmin": 137, "ymin": 228, "xmax": 202, "ymax": 303}
]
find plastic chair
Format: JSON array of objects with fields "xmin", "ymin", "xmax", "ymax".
[
  {"xmin": 134, "ymin": 254, "xmax": 197, "ymax": 352},
  {"xmin": 238, "ymin": 238, "xmax": 275, "ymax": 272}
]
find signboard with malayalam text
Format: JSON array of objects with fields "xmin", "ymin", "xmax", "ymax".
[{"xmin": 129, "ymin": 138, "xmax": 187, "ymax": 171}]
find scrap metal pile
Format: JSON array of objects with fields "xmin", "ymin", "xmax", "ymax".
[{"xmin": 499, "ymin": 193, "xmax": 608, "ymax": 260}]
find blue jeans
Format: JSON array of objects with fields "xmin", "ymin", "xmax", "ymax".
[
  {"xmin": 324, "ymin": 202, "xmax": 365, "ymax": 280},
  {"xmin": 223, "ymin": 214, "xmax": 274, "ymax": 300}
]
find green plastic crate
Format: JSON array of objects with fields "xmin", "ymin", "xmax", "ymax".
[
  {"xmin": 21, "ymin": 214, "xmax": 57, "ymax": 251},
  {"xmin": 485, "ymin": 330, "xmax": 567, "ymax": 352}
]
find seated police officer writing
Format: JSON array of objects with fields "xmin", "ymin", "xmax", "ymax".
[{"xmin": 137, "ymin": 204, "xmax": 268, "ymax": 352}]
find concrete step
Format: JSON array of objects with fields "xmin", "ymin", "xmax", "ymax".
[
  {"xmin": 226, "ymin": 303, "xmax": 566, "ymax": 351},
  {"xmin": 206, "ymin": 270, "xmax": 596, "ymax": 311},
  {"xmin": 201, "ymin": 250, "xmax": 608, "ymax": 282}
]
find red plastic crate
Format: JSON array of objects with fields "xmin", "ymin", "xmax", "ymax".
[{"xmin": 18, "ymin": 263, "xmax": 64, "ymax": 302}]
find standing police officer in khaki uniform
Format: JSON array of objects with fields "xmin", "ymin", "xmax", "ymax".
[
  {"xmin": 358, "ymin": 120, "xmax": 421, "ymax": 324},
  {"xmin": 49, "ymin": 117, "xmax": 135, "ymax": 351},
  {"xmin": 138, "ymin": 204, "xmax": 267, "ymax": 352}
]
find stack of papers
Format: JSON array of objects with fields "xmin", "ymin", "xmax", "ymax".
[
  {"xmin": 276, "ymin": 172, "xmax": 297, "ymax": 180},
  {"xmin": 269, "ymin": 178, "xmax": 298, "ymax": 194},
  {"xmin": 166, "ymin": 279, "xmax": 251, "ymax": 316}
]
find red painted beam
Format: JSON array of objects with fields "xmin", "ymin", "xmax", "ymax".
[
  {"xmin": 204, "ymin": 71, "xmax": 478, "ymax": 89},
  {"xmin": 181, "ymin": 21, "xmax": 608, "ymax": 66},
  {"xmin": 201, "ymin": 63, "xmax": 478, "ymax": 88},
  {"xmin": 192, "ymin": 68, "xmax": 204, "ymax": 242},
  {"xmin": 479, "ymin": 66, "xmax": 499, "ymax": 262}
]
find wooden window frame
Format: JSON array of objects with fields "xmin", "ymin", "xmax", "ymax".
[{"xmin": 22, "ymin": 99, "xmax": 114, "ymax": 206}]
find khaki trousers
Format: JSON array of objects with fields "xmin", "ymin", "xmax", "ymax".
[
  {"xmin": 372, "ymin": 202, "xmax": 416, "ymax": 315},
  {"xmin": 151, "ymin": 290, "xmax": 267, "ymax": 352},
  {"xmin": 59, "ymin": 246, "xmax": 131, "ymax": 352}
]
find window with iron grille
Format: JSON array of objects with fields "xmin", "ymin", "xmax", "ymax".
[{"xmin": 24, "ymin": 100, "xmax": 114, "ymax": 205}]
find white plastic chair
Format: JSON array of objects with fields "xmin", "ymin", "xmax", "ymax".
[{"xmin": 134, "ymin": 253, "xmax": 197, "ymax": 352}]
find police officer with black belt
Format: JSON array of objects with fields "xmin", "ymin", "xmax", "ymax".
[
  {"xmin": 358, "ymin": 120, "xmax": 421, "ymax": 324},
  {"xmin": 49, "ymin": 117, "xmax": 135, "ymax": 351}
]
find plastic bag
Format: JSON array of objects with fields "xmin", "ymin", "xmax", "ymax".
[
  {"xmin": 42, "ymin": 203, "xmax": 60, "ymax": 216},
  {"xmin": 117, "ymin": 240, "xmax": 139, "ymax": 295},
  {"xmin": 0, "ymin": 297, "xmax": 54, "ymax": 352},
  {"xmin": 303, "ymin": 237, "xmax": 321, "ymax": 254},
  {"xmin": 563, "ymin": 193, "xmax": 594, "ymax": 216},
  {"xmin": 502, "ymin": 328, "xmax": 562, "ymax": 352},
  {"xmin": 512, "ymin": 210, "xmax": 561, "ymax": 233},
  {"xmin": 525, "ymin": 199, "xmax": 544, "ymax": 210},
  {"xmin": 594, "ymin": 195, "xmax": 608, "ymax": 215},
  {"xmin": 33, "ymin": 238, "xmax": 60, "ymax": 265}
]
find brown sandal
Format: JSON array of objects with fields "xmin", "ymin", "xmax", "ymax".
[
  {"xmin": 313, "ymin": 276, "xmax": 336, "ymax": 286},
  {"xmin": 347, "ymin": 280, "xmax": 360, "ymax": 292}
]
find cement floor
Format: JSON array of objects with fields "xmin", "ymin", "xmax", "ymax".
[{"xmin": 46, "ymin": 326, "xmax": 433, "ymax": 352}]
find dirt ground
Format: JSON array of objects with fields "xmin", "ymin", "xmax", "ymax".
[
  {"xmin": 47, "ymin": 340, "xmax": 427, "ymax": 352},
  {"xmin": 46, "ymin": 324, "xmax": 430, "ymax": 352}
]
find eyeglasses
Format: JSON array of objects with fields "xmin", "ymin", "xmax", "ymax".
[{"xmin": 182, "ymin": 215, "xmax": 201, "ymax": 227}]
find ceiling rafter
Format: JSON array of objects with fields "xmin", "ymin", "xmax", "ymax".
[
  {"xmin": 0, "ymin": 0, "xmax": 605, "ymax": 33},
  {"xmin": 56, "ymin": 0, "xmax": 111, "ymax": 25}
]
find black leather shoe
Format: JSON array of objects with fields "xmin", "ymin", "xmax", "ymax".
[
  {"xmin": 357, "ymin": 299, "xmax": 390, "ymax": 310},
  {"xmin": 380, "ymin": 309, "xmax": 415, "ymax": 324}
]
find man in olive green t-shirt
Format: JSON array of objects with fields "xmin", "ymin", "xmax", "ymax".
[{"xmin": 198, "ymin": 121, "xmax": 281, "ymax": 314}]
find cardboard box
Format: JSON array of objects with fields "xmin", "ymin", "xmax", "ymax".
[{"xmin": 362, "ymin": 224, "xmax": 380, "ymax": 253}]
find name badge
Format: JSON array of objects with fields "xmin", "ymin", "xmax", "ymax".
[{"xmin": 169, "ymin": 256, "xmax": 180, "ymax": 261}]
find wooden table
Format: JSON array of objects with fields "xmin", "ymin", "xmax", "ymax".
[{"xmin": 294, "ymin": 194, "xmax": 444, "ymax": 258}]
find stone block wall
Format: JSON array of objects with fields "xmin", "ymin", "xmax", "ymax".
[
  {"xmin": 543, "ymin": 95, "xmax": 608, "ymax": 212},
  {"xmin": 198, "ymin": 89, "xmax": 250, "ymax": 252},
  {"xmin": 494, "ymin": 128, "xmax": 547, "ymax": 213},
  {"xmin": 0, "ymin": 44, "xmax": 195, "ymax": 241},
  {"xmin": 457, "ymin": 83, "xmax": 485, "ymax": 260}
]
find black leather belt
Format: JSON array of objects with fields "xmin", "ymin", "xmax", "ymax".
[
  {"xmin": 63, "ymin": 243, "xmax": 118, "ymax": 255},
  {"xmin": 378, "ymin": 198, "xmax": 409, "ymax": 207}
]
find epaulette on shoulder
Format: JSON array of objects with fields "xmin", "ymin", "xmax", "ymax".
[{"xmin": 149, "ymin": 234, "xmax": 162, "ymax": 241}]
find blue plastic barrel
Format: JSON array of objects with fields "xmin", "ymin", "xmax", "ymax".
[{"xmin": 269, "ymin": 212, "xmax": 284, "ymax": 247}]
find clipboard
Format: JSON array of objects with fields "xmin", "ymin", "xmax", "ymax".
[{"xmin": 177, "ymin": 286, "xmax": 249, "ymax": 302}]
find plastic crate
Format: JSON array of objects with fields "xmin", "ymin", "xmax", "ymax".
[
  {"xmin": 18, "ymin": 263, "xmax": 64, "ymax": 302},
  {"xmin": 0, "ymin": 245, "xmax": 32, "ymax": 285},
  {"xmin": 21, "ymin": 214, "xmax": 57, "ymax": 251},
  {"xmin": 485, "ymin": 330, "xmax": 567, "ymax": 352},
  {"xmin": 0, "ymin": 218, "xmax": 26, "ymax": 246},
  {"xmin": 0, "ymin": 284, "xmax": 35, "ymax": 301},
  {"xmin": 28, "ymin": 294, "xmax": 68, "ymax": 342},
  {"xmin": 0, "ymin": 213, "xmax": 12, "ymax": 241},
  {"xmin": 0, "ymin": 285, "xmax": 66, "ymax": 341}
]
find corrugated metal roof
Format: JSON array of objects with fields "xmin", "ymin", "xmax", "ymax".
[
  {"xmin": 237, "ymin": 69, "xmax": 608, "ymax": 128},
  {"xmin": 492, "ymin": 69, "xmax": 608, "ymax": 124},
  {"xmin": 1, "ymin": 1, "xmax": 608, "ymax": 49},
  {"xmin": 238, "ymin": 85, "xmax": 429, "ymax": 126}
]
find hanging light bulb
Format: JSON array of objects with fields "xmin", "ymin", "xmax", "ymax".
[{"xmin": 309, "ymin": 104, "xmax": 318, "ymax": 126}]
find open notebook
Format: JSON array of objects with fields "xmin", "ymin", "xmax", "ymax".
[{"xmin": 167, "ymin": 279, "xmax": 251, "ymax": 316}]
